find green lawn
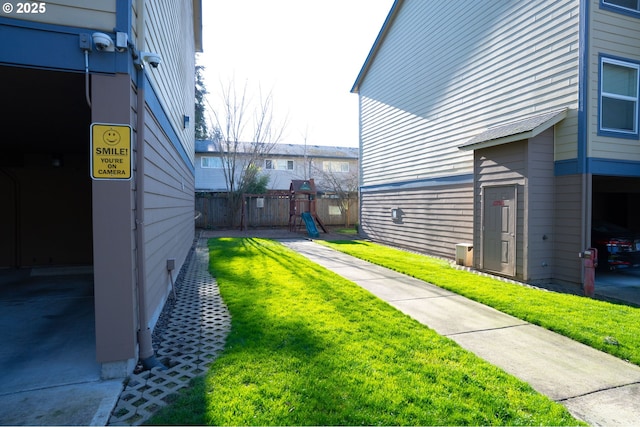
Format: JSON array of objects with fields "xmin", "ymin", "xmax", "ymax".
[
  {"xmin": 147, "ymin": 238, "xmax": 581, "ymax": 426},
  {"xmin": 334, "ymin": 227, "xmax": 358, "ymax": 235},
  {"xmin": 319, "ymin": 239, "xmax": 640, "ymax": 367}
]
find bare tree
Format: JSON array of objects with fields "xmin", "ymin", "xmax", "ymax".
[
  {"xmin": 313, "ymin": 163, "xmax": 359, "ymax": 227},
  {"xmin": 209, "ymin": 78, "xmax": 287, "ymax": 226}
]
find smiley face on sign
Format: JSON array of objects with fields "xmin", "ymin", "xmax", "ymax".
[
  {"xmin": 91, "ymin": 123, "xmax": 132, "ymax": 180},
  {"xmin": 103, "ymin": 128, "xmax": 121, "ymax": 146}
]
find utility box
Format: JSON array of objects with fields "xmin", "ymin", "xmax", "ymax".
[{"xmin": 455, "ymin": 243, "xmax": 473, "ymax": 267}]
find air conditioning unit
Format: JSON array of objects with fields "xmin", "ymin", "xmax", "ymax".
[{"xmin": 455, "ymin": 243, "xmax": 473, "ymax": 267}]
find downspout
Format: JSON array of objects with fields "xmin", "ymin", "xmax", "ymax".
[
  {"xmin": 578, "ymin": 0, "xmax": 590, "ymax": 286},
  {"xmin": 135, "ymin": 0, "xmax": 163, "ymax": 370},
  {"xmin": 357, "ymin": 94, "xmax": 364, "ymax": 236}
]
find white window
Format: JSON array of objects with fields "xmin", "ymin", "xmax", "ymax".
[
  {"xmin": 323, "ymin": 161, "xmax": 350, "ymax": 173},
  {"xmin": 600, "ymin": 57, "xmax": 639, "ymax": 136},
  {"xmin": 265, "ymin": 159, "xmax": 293, "ymax": 170},
  {"xmin": 201, "ymin": 156, "xmax": 223, "ymax": 168},
  {"xmin": 603, "ymin": 0, "xmax": 640, "ymax": 13}
]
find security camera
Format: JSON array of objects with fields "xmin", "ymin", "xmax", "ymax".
[
  {"xmin": 141, "ymin": 52, "xmax": 162, "ymax": 68},
  {"xmin": 92, "ymin": 32, "xmax": 114, "ymax": 52}
]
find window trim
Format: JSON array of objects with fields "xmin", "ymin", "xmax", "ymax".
[
  {"xmin": 323, "ymin": 160, "xmax": 350, "ymax": 173},
  {"xmin": 265, "ymin": 159, "xmax": 294, "ymax": 170},
  {"xmin": 201, "ymin": 156, "xmax": 223, "ymax": 168},
  {"xmin": 601, "ymin": 0, "xmax": 640, "ymax": 17},
  {"xmin": 598, "ymin": 55, "xmax": 640, "ymax": 139}
]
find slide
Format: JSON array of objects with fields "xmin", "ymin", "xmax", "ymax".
[{"xmin": 301, "ymin": 212, "xmax": 320, "ymax": 238}]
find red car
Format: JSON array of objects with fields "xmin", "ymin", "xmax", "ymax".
[{"xmin": 592, "ymin": 221, "xmax": 640, "ymax": 270}]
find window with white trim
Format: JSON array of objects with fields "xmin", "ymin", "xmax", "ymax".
[
  {"xmin": 600, "ymin": 57, "xmax": 639, "ymax": 136},
  {"xmin": 201, "ymin": 156, "xmax": 223, "ymax": 168},
  {"xmin": 265, "ymin": 159, "xmax": 293, "ymax": 170},
  {"xmin": 322, "ymin": 161, "xmax": 350, "ymax": 173},
  {"xmin": 602, "ymin": 0, "xmax": 640, "ymax": 13}
]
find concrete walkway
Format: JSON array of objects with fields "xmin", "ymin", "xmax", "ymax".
[{"xmin": 281, "ymin": 240, "xmax": 640, "ymax": 427}]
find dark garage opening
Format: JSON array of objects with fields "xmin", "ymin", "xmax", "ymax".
[
  {"xmin": 0, "ymin": 66, "xmax": 93, "ymax": 268},
  {"xmin": 0, "ymin": 66, "xmax": 99, "ymax": 392},
  {"xmin": 592, "ymin": 175, "xmax": 640, "ymax": 306}
]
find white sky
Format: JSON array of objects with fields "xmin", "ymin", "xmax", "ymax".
[{"xmin": 199, "ymin": 0, "xmax": 394, "ymax": 147}]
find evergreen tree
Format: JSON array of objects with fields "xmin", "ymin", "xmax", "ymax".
[{"xmin": 194, "ymin": 62, "xmax": 209, "ymax": 140}]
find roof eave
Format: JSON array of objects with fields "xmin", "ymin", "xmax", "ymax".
[
  {"xmin": 459, "ymin": 109, "xmax": 568, "ymax": 151},
  {"xmin": 193, "ymin": 0, "xmax": 203, "ymax": 52}
]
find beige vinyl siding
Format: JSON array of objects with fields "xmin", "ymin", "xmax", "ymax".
[
  {"xmin": 473, "ymin": 129, "xmax": 567, "ymax": 283},
  {"xmin": 143, "ymin": 0, "xmax": 196, "ymax": 165},
  {"xmin": 526, "ymin": 129, "xmax": 557, "ymax": 282},
  {"xmin": 358, "ymin": 0, "xmax": 580, "ymax": 187},
  {"xmin": 130, "ymin": 0, "xmax": 197, "ymax": 329},
  {"xmin": 555, "ymin": 109, "xmax": 580, "ymax": 160},
  {"xmin": 475, "ymin": 142, "xmax": 527, "ymax": 281},
  {"xmin": 554, "ymin": 174, "xmax": 583, "ymax": 284},
  {"xmin": 140, "ymin": 104, "xmax": 195, "ymax": 329},
  {"xmin": 9, "ymin": 0, "xmax": 115, "ymax": 31},
  {"xmin": 588, "ymin": 1, "xmax": 640, "ymax": 161},
  {"xmin": 360, "ymin": 184, "xmax": 474, "ymax": 259}
]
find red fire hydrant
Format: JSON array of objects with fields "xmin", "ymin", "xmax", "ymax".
[{"xmin": 580, "ymin": 248, "xmax": 598, "ymax": 297}]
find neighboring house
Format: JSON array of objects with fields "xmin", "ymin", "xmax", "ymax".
[
  {"xmin": 0, "ymin": 1, "xmax": 200, "ymax": 376},
  {"xmin": 352, "ymin": 0, "xmax": 640, "ymax": 287},
  {"xmin": 195, "ymin": 140, "xmax": 359, "ymax": 194}
]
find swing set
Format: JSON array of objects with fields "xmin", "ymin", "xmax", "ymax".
[{"xmin": 238, "ymin": 179, "xmax": 327, "ymax": 237}]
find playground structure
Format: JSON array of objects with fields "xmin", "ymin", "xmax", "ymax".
[
  {"xmin": 238, "ymin": 179, "xmax": 328, "ymax": 237},
  {"xmin": 288, "ymin": 179, "xmax": 327, "ymax": 238}
]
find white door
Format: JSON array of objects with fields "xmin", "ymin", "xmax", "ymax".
[{"xmin": 482, "ymin": 186, "xmax": 516, "ymax": 276}]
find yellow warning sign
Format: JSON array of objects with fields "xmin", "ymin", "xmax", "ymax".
[{"xmin": 90, "ymin": 123, "xmax": 132, "ymax": 180}]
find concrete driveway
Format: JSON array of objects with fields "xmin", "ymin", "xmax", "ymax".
[
  {"xmin": 0, "ymin": 267, "xmax": 122, "ymax": 426},
  {"xmin": 596, "ymin": 267, "xmax": 640, "ymax": 307}
]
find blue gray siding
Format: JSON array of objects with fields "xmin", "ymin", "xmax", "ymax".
[
  {"xmin": 589, "ymin": 0, "xmax": 640, "ymax": 162},
  {"xmin": 356, "ymin": 0, "xmax": 580, "ymax": 264},
  {"xmin": 360, "ymin": 184, "xmax": 474, "ymax": 259},
  {"xmin": 358, "ymin": 0, "xmax": 580, "ymax": 187}
]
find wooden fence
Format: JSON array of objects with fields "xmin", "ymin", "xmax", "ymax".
[{"xmin": 195, "ymin": 193, "xmax": 358, "ymax": 229}]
